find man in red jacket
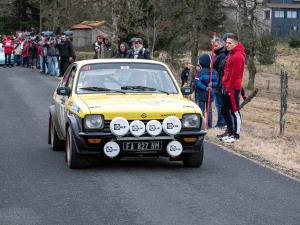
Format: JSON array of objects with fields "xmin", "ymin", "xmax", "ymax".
[
  {"xmin": 219, "ymin": 34, "xmax": 245, "ymax": 143},
  {"xmin": 2, "ymin": 35, "xmax": 15, "ymax": 68}
]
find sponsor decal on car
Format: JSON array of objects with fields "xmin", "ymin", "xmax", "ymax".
[
  {"xmin": 70, "ymin": 101, "xmax": 80, "ymax": 113},
  {"xmin": 144, "ymin": 99, "xmax": 172, "ymax": 106}
]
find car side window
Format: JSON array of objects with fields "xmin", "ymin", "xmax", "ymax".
[
  {"xmin": 67, "ymin": 67, "xmax": 77, "ymax": 89},
  {"xmin": 60, "ymin": 66, "xmax": 74, "ymax": 87}
]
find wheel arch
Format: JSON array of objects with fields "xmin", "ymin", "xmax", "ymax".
[{"xmin": 49, "ymin": 105, "xmax": 65, "ymax": 141}]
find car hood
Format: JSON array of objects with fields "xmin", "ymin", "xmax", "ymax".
[{"xmin": 77, "ymin": 94, "xmax": 199, "ymax": 120}]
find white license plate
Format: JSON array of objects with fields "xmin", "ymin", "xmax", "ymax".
[{"xmin": 123, "ymin": 141, "xmax": 162, "ymax": 151}]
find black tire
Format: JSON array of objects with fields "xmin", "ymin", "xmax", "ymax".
[
  {"xmin": 66, "ymin": 126, "xmax": 87, "ymax": 169},
  {"xmin": 50, "ymin": 117, "xmax": 64, "ymax": 151},
  {"xmin": 182, "ymin": 145, "xmax": 204, "ymax": 168}
]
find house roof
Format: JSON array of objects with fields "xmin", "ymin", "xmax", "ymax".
[
  {"xmin": 71, "ymin": 21, "xmax": 112, "ymax": 30},
  {"xmin": 266, "ymin": 3, "xmax": 300, "ymax": 9}
]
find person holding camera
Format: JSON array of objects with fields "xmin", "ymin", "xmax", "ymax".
[
  {"xmin": 55, "ymin": 32, "xmax": 75, "ymax": 77},
  {"xmin": 14, "ymin": 37, "xmax": 22, "ymax": 66},
  {"xmin": 28, "ymin": 39, "xmax": 39, "ymax": 71}
]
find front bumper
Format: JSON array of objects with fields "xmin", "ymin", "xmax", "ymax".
[{"xmin": 70, "ymin": 123, "xmax": 206, "ymax": 157}]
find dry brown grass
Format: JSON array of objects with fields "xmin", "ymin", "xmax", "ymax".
[{"xmin": 206, "ymin": 45, "xmax": 300, "ymax": 181}]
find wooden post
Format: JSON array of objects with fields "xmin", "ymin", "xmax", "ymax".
[
  {"xmin": 280, "ymin": 68, "xmax": 288, "ymax": 135},
  {"xmin": 267, "ymin": 80, "xmax": 270, "ymax": 91}
]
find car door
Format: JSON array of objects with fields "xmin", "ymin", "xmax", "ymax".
[{"xmin": 55, "ymin": 65, "xmax": 76, "ymax": 136}]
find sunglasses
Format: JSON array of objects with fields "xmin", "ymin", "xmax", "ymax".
[{"xmin": 135, "ymin": 42, "xmax": 140, "ymax": 44}]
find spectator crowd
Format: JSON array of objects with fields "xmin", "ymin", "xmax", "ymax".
[
  {"xmin": 0, "ymin": 29, "xmax": 151, "ymax": 79},
  {"xmin": 181, "ymin": 32, "xmax": 247, "ymax": 143}
]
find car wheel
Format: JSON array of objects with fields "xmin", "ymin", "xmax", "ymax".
[
  {"xmin": 66, "ymin": 126, "xmax": 87, "ymax": 169},
  {"xmin": 182, "ymin": 145, "xmax": 204, "ymax": 168},
  {"xmin": 50, "ymin": 117, "xmax": 64, "ymax": 151}
]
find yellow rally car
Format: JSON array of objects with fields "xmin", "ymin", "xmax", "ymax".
[{"xmin": 48, "ymin": 59, "xmax": 206, "ymax": 169}]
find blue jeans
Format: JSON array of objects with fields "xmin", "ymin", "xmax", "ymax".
[
  {"xmin": 5, "ymin": 53, "xmax": 12, "ymax": 65},
  {"xmin": 39, "ymin": 56, "xmax": 43, "ymax": 71},
  {"xmin": 214, "ymin": 92, "xmax": 226, "ymax": 127},
  {"xmin": 39, "ymin": 56, "xmax": 48, "ymax": 72},
  {"xmin": 47, "ymin": 56, "xmax": 58, "ymax": 75},
  {"xmin": 15, "ymin": 55, "xmax": 22, "ymax": 66},
  {"xmin": 198, "ymin": 101, "xmax": 212, "ymax": 128}
]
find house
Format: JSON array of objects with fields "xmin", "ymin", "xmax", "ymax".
[
  {"xmin": 266, "ymin": 0, "xmax": 300, "ymax": 38},
  {"xmin": 221, "ymin": 0, "xmax": 271, "ymax": 36},
  {"xmin": 71, "ymin": 20, "xmax": 114, "ymax": 51}
]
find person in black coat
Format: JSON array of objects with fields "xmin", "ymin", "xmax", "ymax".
[
  {"xmin": 55, "ymin": 32, "xmax": 74, "ymax": 77},
  {"xmin": 180, "ymin": 62, "xmax": 192, "ymax": 87},
  {"xmin": 115, "ymin": 42, "xmax": 129, "ymax": 58},
  {"xmin": 212, "ymin": 37, "xmax": 227, "ymax": 128},
  {"xmin": 28, "ymin": 40, "xmax": 39, "ymax": 71}
]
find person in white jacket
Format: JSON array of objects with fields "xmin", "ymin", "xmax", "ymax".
[{"xmin": 14, "ymin": 37, "xmax": 23, "ymax": 66}]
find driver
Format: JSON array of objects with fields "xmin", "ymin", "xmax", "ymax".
[
  {"xmin": 82, "ymin": 75, "xmax": 105, "ymax": 87},
  {"xmin": 130, "ymin": 71, "xmax": 149, "ymax": 87}
]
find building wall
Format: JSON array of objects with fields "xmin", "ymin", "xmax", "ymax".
[
  {"xmin": 268, "ymin": 0, "xmax": 300, "ymax": 37},
  {"xmin": 72, "ymin": 25, "xmax": 114, "ymax": 52},
  {"xmin": 271, "ymin": 8, "xmax": 300, "ymax": 38}
]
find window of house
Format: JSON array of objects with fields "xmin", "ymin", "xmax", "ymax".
[
  {"xmin": 264, "ymin": 10, "xmax": 271, "ymax": 19},
  {"xmin": 287, "ymin": 11, "xmax": 297, "ymax": 18},
  {"xmin": 274, "ymin": 11, "xmax": 284, "ymax": 18}
]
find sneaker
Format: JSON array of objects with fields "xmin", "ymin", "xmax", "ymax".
[
  {"xmin": 3, "ymin": 65, "xmax": 7, "ymax": 68},
  {"xmin": 56, "ymin": 74, "xmax": 61, "ymax": 77},
  {"xmin": 216, "ymin": 130, "xmax": 229, "ymax": 139},
  {"xmin": 220, "ymin": 134, "xmax": 233, "ymax": 141},
  {"xmin": 223, "ymin": 135, "xmax": 239, "ymax": 143},
  {"xmin": 9, "ymin": 65, "xmax": 12, "ymax": 68}
]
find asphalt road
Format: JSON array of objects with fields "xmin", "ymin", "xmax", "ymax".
[{"xmin": 0, "ymin": 66, "xmax": 299, "ymax": 225}]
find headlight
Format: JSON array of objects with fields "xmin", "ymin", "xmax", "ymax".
[
  {"xmin": 84, "ymin": 115, "xmax": 104, "ymax": 129},
  {"xmin": 182, "ymin": 114, "xmax": 200, "ymax": 128}
]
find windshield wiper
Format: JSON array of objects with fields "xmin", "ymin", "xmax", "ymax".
[
  {"xmin": 121, "ymin": 86, "xmax": 156, "ymax": 91},
  {"xmin": 80, "ymin": 87, "xmax": 110, "ymax": 91},
  {"xmin": 121, "ymin": 86, "xmax": 169, "ymax": 95},
  {"xmin": 156, "ymin": 89, "xmax": 170, "ymax": 95},
  {"xmin": 80, "ymin": 87, "xmax": 125, "ymax": 94}
]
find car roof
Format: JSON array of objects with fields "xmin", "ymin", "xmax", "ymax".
[{"xmin": 74, "ymin": 59, "xmax": 167, "ymax": 67}]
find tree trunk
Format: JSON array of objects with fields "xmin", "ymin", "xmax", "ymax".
[{"xmin": 189, "ymin": 0, "xmax": 200, "ymax": 86}]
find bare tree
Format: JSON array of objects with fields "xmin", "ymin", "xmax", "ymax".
[{"xmin": 235, "ymin": 0, "xmax": 270, "ymax": 90}]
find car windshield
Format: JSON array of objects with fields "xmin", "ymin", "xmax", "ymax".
[{"xmin": 76, "ymin": 63, "xmax": 178, "ymax": 94}]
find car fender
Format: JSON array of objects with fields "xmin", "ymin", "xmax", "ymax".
[
  {"xmin": 67, "ymin": 114, "xmax": 85, "ymax": 153},
  {"xmin": 49, "ymin": 105, "xmax": 65, "ymax": 141}
]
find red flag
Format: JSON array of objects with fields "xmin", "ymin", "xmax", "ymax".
[{"xmin": 206, "ymin": 31, "xmax": 216, "ymax": 130}]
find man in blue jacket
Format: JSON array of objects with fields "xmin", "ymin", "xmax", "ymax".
[{"xmin": 194, "ymin": 53, "xmax": 218, "ymax": 128}]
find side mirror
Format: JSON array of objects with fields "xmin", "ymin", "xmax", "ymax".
[
  {"xmin": 181, "ymin": 87, "xmax": 193, "ymax": 95},
  {"xmin": 57, "ymin": 87, "xmax": 71, "ymax": 96}
]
